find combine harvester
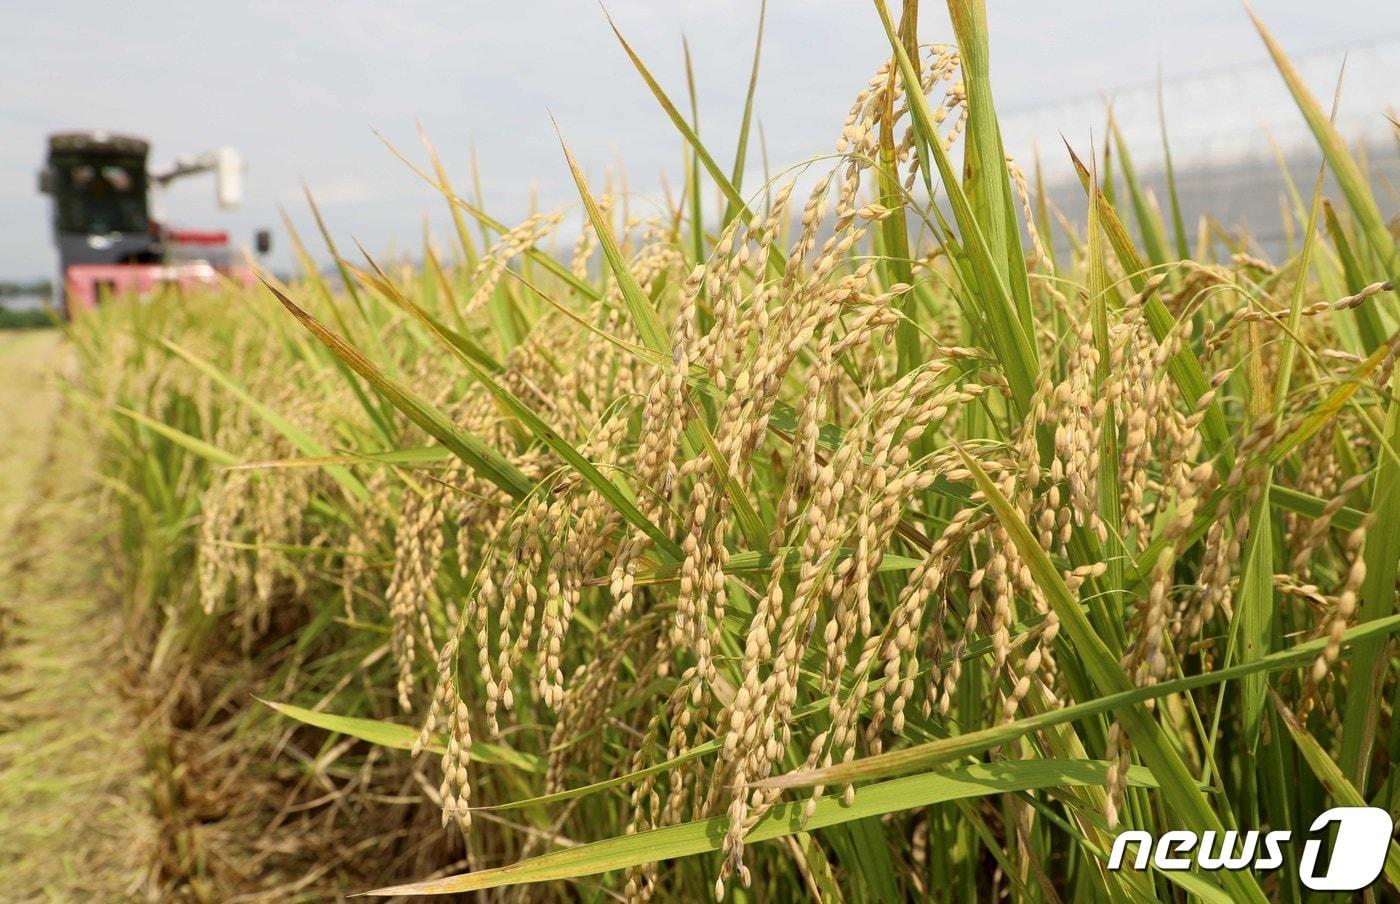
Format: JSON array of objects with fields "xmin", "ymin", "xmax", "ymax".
[{"xmin": 37, "ymin": 131, "xmax": 269, "ymax": 316}]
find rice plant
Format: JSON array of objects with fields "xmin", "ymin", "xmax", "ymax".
[{"xmin": 71, "ymin": 1, "xmax": 1400, "ymax": 900}]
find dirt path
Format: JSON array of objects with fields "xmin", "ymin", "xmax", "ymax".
[{"xmin": 0, "ymin": 330, "xmax": 159, "ymax": 900}]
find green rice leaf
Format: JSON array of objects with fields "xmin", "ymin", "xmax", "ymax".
[
  {"xmin": 363, "ymin": 760, "xmax": 1162, "ymax": 896},
  {"xmin": 160, "ymin": 338, "xmax": 367, "ymax": 502},
  {"xmin": 261, "ymin": 700, "xmax": 542, "ymax": 772},
  {"xmin": 263, "ymin": 280, "xmax": 534, "ymax": 502},
  {"xmin": 112, "ymin": 406, "xmax": 240, "ymax": 466},
  {"xmin": 762, "ymin": 612, "xmax": 1400, "ymax": 790}
]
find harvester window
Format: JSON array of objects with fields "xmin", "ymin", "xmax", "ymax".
[{"xmin": 50, "ymin": 152, "xmax": 149, "ymax": 236}]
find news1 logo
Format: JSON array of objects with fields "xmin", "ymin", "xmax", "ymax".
[{"xmin": 1106, "ymin": 807, "xmax": 1394, "ymax": 891}]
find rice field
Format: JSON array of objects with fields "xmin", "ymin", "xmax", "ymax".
[{"xmin": 26, "ymin": 0, "xmax": 1400, "ymax": 900}]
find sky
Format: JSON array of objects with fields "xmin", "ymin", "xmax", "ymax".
[{"xmin": 3, "ymin": 0, "xmax": 1397, "ymax": 282}]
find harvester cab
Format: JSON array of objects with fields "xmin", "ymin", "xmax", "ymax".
[{"xmin": 38, "ymin": 131, "xmax": 267, "ymax": 316}]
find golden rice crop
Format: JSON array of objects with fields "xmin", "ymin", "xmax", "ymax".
[{"xmin": 66, "ymin": 1, "xmax": 1400, "ymax": 900}]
